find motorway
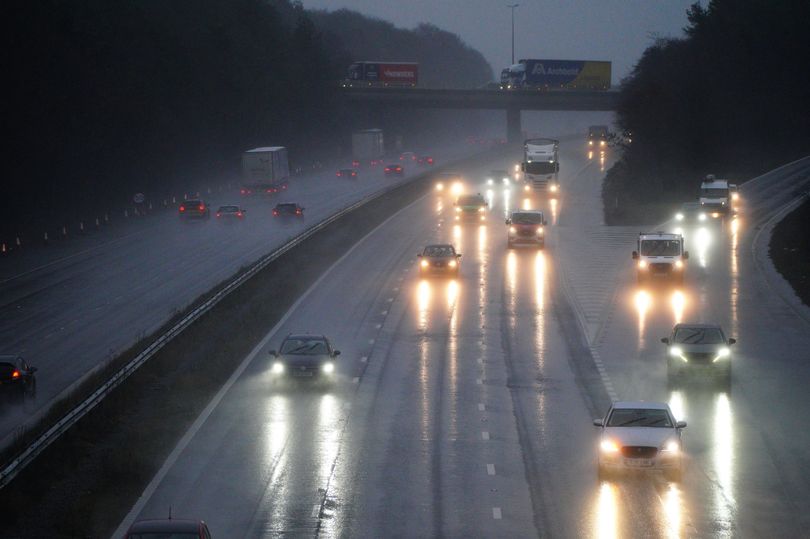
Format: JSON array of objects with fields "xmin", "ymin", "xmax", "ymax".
[
  {"xmin": 115, "ymin": 122, "xmax": 810, "ymax": 539},
  {"xmin": 0, "ymin": 143, "xmax": 477, "ymax": 449}
]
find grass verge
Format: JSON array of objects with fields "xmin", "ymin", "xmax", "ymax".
[{"xmin": 769, "ymin": 197, "xmax": 810, "ymax": 307}]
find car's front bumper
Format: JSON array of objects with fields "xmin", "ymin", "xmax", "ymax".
[{"xmin": 599, "ymin": 451, "xmax": 681, "ymax": 471}]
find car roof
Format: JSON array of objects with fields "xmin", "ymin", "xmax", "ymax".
[
  {"xmin": 612, "ymin": 401, "xmax": 670, "ymax": 410},
  {"xmin": 128, "ymin": 519, "xmax": 202, "ymax": 533}
]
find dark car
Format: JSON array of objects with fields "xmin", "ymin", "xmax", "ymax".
[
  {"xmin": 418, "ymin": 155, "xmax": 434, "ymax": 166},
  {"xmin": 662, "ymin": 323, "xmax": 736, "ymax": 386},
  {"xmin": 124, "ymin": 518, "xmax": 212, "ymax": 538},
  {"xmin": 273, "ymin": 203, "xmax": 304, "ymax": 217},
  {"xmin": 0, "ymin": 356, "xmax": 37, "ymax": 402},
  {"xmin": 674, "ymin": 202, "xmax": 707, "ymax": 224},
  {"xmin": 506, "ymin": 210, "xmax": 547, "ymax": 248},
  {"xmin": 454, "ymin": 193, "xmax": 488, "ymax": 222},
  {"xmin": 337, "ymin": 168, "xmax": 358, "ymax": 178},
  {"xmin": 215, "ymin": 205, "xmax": 246, "ymax": 219},
  {"xmin": 268, "ymin": 334, "xmax": 341, "ymax": 380},
  {"xmin": 179, "ymin": 199, "xmax": 210, "ymax": 219},
  {"xmin": 418, "ymin": 244, "xmax": 461, "ymax": 277},
  {"xmin": 384, "ymin": 164, "xmax": 404, "ymax": 176},
  {"xmin": 488, "ymin": 169, "xmax": 511, "ymax": 185}
]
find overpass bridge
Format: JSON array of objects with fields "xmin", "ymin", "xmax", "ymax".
[{"xmin": 340, "ymin": 87, "xmax": 620, "ymax": 142}]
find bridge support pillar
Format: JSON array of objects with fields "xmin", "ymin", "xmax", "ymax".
[{"xmin": 506, "ymin": 107, "xmax": 522, "ymax": 143}]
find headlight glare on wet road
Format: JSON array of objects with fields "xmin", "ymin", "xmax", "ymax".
[
  {"xmin": 448, "ymin": 260, "xmax": 457, "ymax": 268},
  {"xmin": 675, "ymin": 260, "xmax": 683, "ymax": 269},
  {"xmin": 638, "ymin": 260, "xmax": 647, "ymax": 269},
  {"xmin": 676, "ymin": 213, "xmax": 684, "ymax": 221},
  {"xmin": 699, "ymin": 213, "xmax": 707, "ymax": 221},
  {"xmin": 537, "ymin": 227, "xmax": 544, "ymax": 235},
  {"xmin": 714, "ymin": 347, "xmax": 731, "ymax": 362}
]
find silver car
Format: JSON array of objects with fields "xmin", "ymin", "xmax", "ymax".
[{"xmin": 593, "ymin": 401, "xmax": 686, "ymax": 481}]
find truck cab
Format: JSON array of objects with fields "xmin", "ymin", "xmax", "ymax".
[
  {"xmin": 632, "ymin": 232, "xmax": 689, "ymax": 284},
  {"xmin": 521, "ymin": 138, "xmax": 560, "ymax": 196},
  {"xmin": 699, "ymin": 175, "xmax": 735, "ymax": 218}
]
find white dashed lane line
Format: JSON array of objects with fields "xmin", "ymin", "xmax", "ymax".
[
  {"xmin": 478, "ymin": 403, "xmax": 485, "ymax": 411},
  {"xmin": 492, "ymin": 507, "xmax": 502, "ymax": 520},
  {"xmin": 486, "ymin": 464, "xmax": 496, "ymax": 476},
  {"xmin": 481, "ymin": 431, "xmax": 490, "ymax": 440}
]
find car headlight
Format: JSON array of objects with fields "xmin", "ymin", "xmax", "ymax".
[
  {"xmin": 537, "ymin": 227, "xmax": 544, "ymax": 235},
  {"xmin": 322, "ymin": 362, "xmax": 335, "ymax": 374},
  {"xmin": 661, "ymin": 440, "xmax": 679, "ymax": 453},
  {"xmin": 732, "ymin": 193, "xmax": 739, "ymax": 201},
  {"xmin": 503, "ymin": 177, "xmax": 509, "ymax": 183},
  {"xmin": 600, "ymin": 140, "xmax": 606, "ymax": 146},
  {"xmin": 448, "ymin": 260, "xmax": 457, "ymax": 268},
  {"xmin": 420, "ymin": 259, "xmax": 428, "ymax": 268},
  {"xmin": 600, "ymin": 439, "xmax": 619, "ymax": 453},
  {"xmin": 514, "ymin": 164, "xmax": 520, "ymax": 172},
  {"xmin": 436, "ymin": 183, "xmax": 444, "ymax": 191},
  {"xmin": 524, "ymin": 185, "xmax": 530, "ymax": 192},
  {"xmin": 478, "ymin": 207, "xmax": 485, "ymax": 212},
  {"xmin": 675, "ymin": 260, "xmax": 683, "ymax": 269},
  {"xmin": 487, "ymin": 179, "xmax": 494, "ymax": 185},
  {"xmin": 272, "ymin": 362, "xmax": 285, "ymax": 374},
  {"xmin": 455, "ymin": 207, "xmax": 461, "ymax": 213},
  {"xmin": 712, "ymin": 212, "xmax": 720, "ymax": 218},
  {"xmin": 550, "ymin": 184, "xmax": 558, "ymax": 192},
  {"xmin": 510, "ymin": 226, "xmax": 516, "ymax": 233},
  {"xmin": 589, "ymin": 140, "xmax": 594, "ymax": 146},
  {"xmin": 713, "ymin": 347, "xmax": 731, "ymax": 362},
  {"xmin": 675, "ymin": 213, "xmax": 684, "ymax": 221},
  {"xmin": 669, "ymin": 346, "xmax": 683, "ymax": 357},
  {"xmin": 699, "ymin": 213, "xmax": 707, "ymax": 221},
  {"xmin": 638, "ymin": 260, "xmax": 647, "ymax": 269}
]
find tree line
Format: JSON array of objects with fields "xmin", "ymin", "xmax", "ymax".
[
  {"xmin": 602, "ymin": 0, "xmax": 810, "ymax": 223},
  {"xmin": 3, "ymin": 1, "xmax": 492, "ymax": 238}
]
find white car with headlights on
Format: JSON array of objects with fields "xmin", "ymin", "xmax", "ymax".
[
  {"xmin": 662, "ymin": 323, "xmax": 735, "ymax": 386},
  {"xmin": 268, "ymin": 334, "xmax": 340, "ymax": 383},
  {"xmin": 593, "ymin": 401, "xmax": 686, "ymax": 481}
]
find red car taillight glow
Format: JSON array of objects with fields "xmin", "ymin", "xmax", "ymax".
[
  {"xmin": 198, "ymin": 205, "xmax": 205, "ymax": 211},
  {"xmin": 179, "ymin": 206, "xmax": 185, "ymax": 212},
  {"xmin": 11, "ymin": 370, "xmax": 20, "ymax": 379}
]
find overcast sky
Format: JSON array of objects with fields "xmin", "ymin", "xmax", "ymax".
[{"xmin": 303, "ymin": 0, "xmax": 698, "ymax": 85}]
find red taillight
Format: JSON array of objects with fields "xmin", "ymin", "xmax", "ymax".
[
  {"xmin": 240, "ymin": 189, "xmax": 246, "ymax": 194},
  {"xmin": 11, "ymin": 370, "xmax": 20, "ymax": 379},
  {"xmin": 336, "ymin": 172, "xmax": 341, "ymax": 176},
  {"xmin": 198, "ymin": 205, "xmax": 205, "ymax": 211},
  {"xmin": 237, "ymin": 211, "xmax": 243, "ymax": 217},
  {"xmin": 296, "ymin": 209, "xmax": 302, "ymax": 214},
  {"xmin": 273, "ymin": 210, "xmax": 279, "ymax": 216},
  {"xmin": 216, "ymin": 213, "xmax": 221, "ymax": 218},
  {"xmin": 179, "ymin": 206, "xmax": 185, "ymax": 212}
]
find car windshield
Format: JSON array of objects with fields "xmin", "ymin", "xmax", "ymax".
[
  {"xmin": 607, "ymin": 408, "xmax": 673, "ymax": 428},
  {"xmin": 511, "ymin": 213, "xmax": 543, "ymax": 225},
  {"xmin": 457, "ymin": 196, "xmax": 484, "ymax": 206},
  {"xmin": 280, "ymin": 338, "xmax": 329, "ymax": 355},
  {"xmin": 640, "ymin": 239, "xmax": 681, "ymax": 256},
  {"xmin": 218, "ymin": 206, "xmax": 238, "ymax": 212},
  {"xmin": 424, "ymin": 246, "xmax": 455, "ymax": 257},
  {"xmin": 701, "ymin": 188, "xmax": 728, "ymax": 197},
  {"xmin": 673, "ymin": 327, "xmax": 725, "ymax": 344},
  {"xmin": 277, "ymin": 204, "xmax": 297, "ymax": 211}
]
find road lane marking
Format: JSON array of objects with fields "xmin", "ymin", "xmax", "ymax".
[
  {"xmin": 493, "ymin": 507, "xmax": 502, "ymax": 520},
  {"xmin": 360, "ymin": 356, "xmax": 368, "ymax": 363},
  {"xmin": 482, "ymin": 431, "xmax": 490, "ymax": 440},
  {"xmin": 375, "ymin": 324, "xmax": 382, "ymax": 329},
  {"xmin": 476, "ymin": 378, "xmax": 483, "ymax": 385},
  {"xmin": 311, "ymin": 505, "xmax": 320, "ymax": 518},
  {"xmin": 477, "ymin": 358, "xmax": 484, "ymax": 364},
  {"xmin": 487, "ymin": 464, "xmax": 495, "ymax": 475},
  {"xmin": 478, "ymin": 403, "xmax": 485, "ymax": 411},
  {"xmin": 352, "ymin": 377, "xmax": 360, "ymax": 384}
]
